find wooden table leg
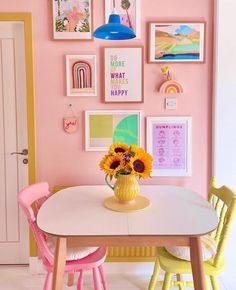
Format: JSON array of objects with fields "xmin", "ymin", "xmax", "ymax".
[
  {"xmin": 190, "ymin": 237, "xmax": 206, "ymax": 290},
  {"xmin": 52, "ymin": 237, "xmax": 67, "ymax": 290}
]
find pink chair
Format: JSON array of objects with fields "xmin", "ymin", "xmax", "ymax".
[{"xmin": 17, "ymin": 182, "xmax": 107, "ymax": 290}]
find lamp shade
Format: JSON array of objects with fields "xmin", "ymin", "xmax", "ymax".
[{"xmin": 93, "ymin": 14, "xmax": 136, "ymax": 40}]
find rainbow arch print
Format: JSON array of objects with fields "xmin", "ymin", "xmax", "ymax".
[
  {"xmin": 72, "ymin": 60, "xmax": 92, "ymax": 89},
  {"xmin": 159, "ymin": 80, "xmax": 183, "ymax": 94}
]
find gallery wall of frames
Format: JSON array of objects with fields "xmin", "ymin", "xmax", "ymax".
[
  {"xmin": 0, "ymin": 0, "xmax": 213, "ymax": 195},
  {"xmin": 53, "ymin": 0, "xmax": 206, "ymax": 178}
]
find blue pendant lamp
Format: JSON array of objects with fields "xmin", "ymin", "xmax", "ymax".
[{"xmin": 93, "ymin": 1, "xmax": 136, "ymax": 40}]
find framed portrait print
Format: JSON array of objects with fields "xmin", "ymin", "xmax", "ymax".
[
  {"xmin": 105, "ymin": 0, "xmax": 141, "ymax": 39},
  {"xmin": 104, "ymin": 47, "xmax": 143, "ymax": 103},
  {"xmin": 149, "ymin": 22, "xmax": 205, "ymax": 63},
  {"xmin": 52, "ymin": 0, "xmax": 93, "ymax": 40},
  {"xmin": 85, "ymin": 110, "xmax": 141, "ymax": 151},
  {"xmin": 66, "ymin": 55, "xmax": 97, "ymax": 97},
  {"xmin": 146, "ymin": 116, "xmax": 192, "ymax": 176}
]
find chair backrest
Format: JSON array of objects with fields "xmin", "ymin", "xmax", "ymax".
[
  {"xmin": 208, "ymin": 178, "xmax": 236, "ymax": 267},
  {"xmin": 17, "ymin": 182, "xmax": 54, "ymax": 265}
]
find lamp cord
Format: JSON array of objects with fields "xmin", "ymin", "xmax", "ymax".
[{"xmin": 112, "ymin": 0, "xmax": 117, "ymax": 14}]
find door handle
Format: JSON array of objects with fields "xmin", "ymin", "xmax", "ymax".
[{"xmin": 11, "ymin": 149, "xmax": 28, "ymax": 156}]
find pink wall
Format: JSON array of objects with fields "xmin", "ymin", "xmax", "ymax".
[{"xmin": 0, "ymin": 0, "xmax": 214, "ymax": 197}]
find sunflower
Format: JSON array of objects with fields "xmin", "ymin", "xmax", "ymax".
[
  {"xmin": 130, "ymin": 152, "xmax": 153, "ymax": 179},
  {"xmin": 99, "ymin": 154, "xmax": 109, "ymax": 170},
  {"xmin": 108, "ymin": 142, "xmax": 129, "ymax": 155},
  {"xmin": 100, "ymin": 154, "xmax": 124, "ymax": 176},
  {"xmin": 130, "ymin": 144, "xmax": 145, "ymax": 157}
]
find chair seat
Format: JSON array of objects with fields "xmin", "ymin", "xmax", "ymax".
[
  {"xmin": 47, "ymin": 236, "xmax": 99, "ymax": 261},
  {"xmin": 158, "ymin": 247, "xmax": 224, "ymax": 275},
  {"xmin": 165, "ymin": 234, "xmax": 217, "ymax": 261}
]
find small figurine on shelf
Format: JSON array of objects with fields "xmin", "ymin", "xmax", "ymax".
[
  {"xmin": 161, "ymin": 65, "xmax": 172, "ymax": 81},
  {"xmin": 159, "ymin": 66, "xmax": 183, "ymax": 94}
]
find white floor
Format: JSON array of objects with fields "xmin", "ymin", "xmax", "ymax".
[{"xmin": 0, "ymin": 262, "xmax": 233, "ymax": 290}]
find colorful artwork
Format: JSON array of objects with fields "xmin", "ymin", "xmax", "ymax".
[
  {"xmin": 105, "ymin": 0, "xmax": 141, "ymax": 38},
  {"xmin": 152, "ymin": 123, "xmax": 186, "ymax": 170},
  {"xmin": 159, "ymin": 80, "xmax": 183, "ymax": 94},
  {"xmin": 66, "ymin": 55, "xmax": 97, "ymax": 96},
  {"xmin": 63, "ymin": 117, "xmax": 78, "ymax": 133},
  {"xmin": 159, "ymin": 65, "xmax": 183, "ymax": 93},
  {"xmin": 104, "ymin": 47, "xmax": 143, "ymax": 103},
  {"xmin": 52, "ymin": 0, "xmax": 92, "ymax": 39},
  {"xmin": 146, "ymin": 117, "xmax": 192, "ymax": 176},
  {"xmin": 85, "ymin": 110, "xmax": 141, "ymax": 151},
  {"xmin": 149, "ymin": 22, "xmax": 205, "ymax": 62},
  {"xmin": 72, "ymin": 61, "xmax": 92, "ymax": 89}
]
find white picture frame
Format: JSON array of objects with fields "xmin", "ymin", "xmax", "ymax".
[
  {"xmin": 146, "ymin": 116, "xmax": 192, "ymax": 176},
  {"xmin": 66, "ymin": 55, "xmax": 97, "ymax": 97},
  {"xmin": 85, "ymin": 110, "xmax": 142, "ymax": 151},
  {"xmin": 52, "ymin": 0, "xmax": 93, "ymax": 40},
  {"xmin": 104, "ymin": 47, "xmax": 143, "ymax": 103}
]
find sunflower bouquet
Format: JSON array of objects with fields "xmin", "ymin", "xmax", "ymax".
[{"xmin": 100, "ymin": 142, "xmax": 153, "ymax": 179}]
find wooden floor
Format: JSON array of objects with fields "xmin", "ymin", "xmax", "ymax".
[{"xmin": 0, "ymin": 264, "xmax": 231, "ymax": 290}]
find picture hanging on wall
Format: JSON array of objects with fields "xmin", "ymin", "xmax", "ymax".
[
  {"xmin": 149, "ymin": 22, "xmax": 205, "ymax": 63},
  {"xmin": 104, "ymin": 47, "xmax": 143, "ymax": 103},
  {"xmin": 66, "ymin": 55, "xmax": 97, "ymax": 97},
  {"xmin": 146, "ymin": 116, "xmax": 192, "ymax": 176},
  {"xmin": 85, "ymin": 110, "xmax": 141, "ymax": 151},
  {"xmin": 52, "ymin": 0, "xmax": 93, "ymax": 40},
  {"xmin": 105, "ymin": 0, "xmax": 141, "ymax": 39}
]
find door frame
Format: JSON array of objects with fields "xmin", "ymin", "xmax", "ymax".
[{"xmin": 0, "ymin": 13, "xmax": 36, "ymax": 257}]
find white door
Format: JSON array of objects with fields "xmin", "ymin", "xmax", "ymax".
[
  {"xmin": 214, "ymin": 1, "xmax": 236, "ymax": 287},
  {"xmin": 0, "ymin": 22, "xmax": 29, "ymax": 264}
]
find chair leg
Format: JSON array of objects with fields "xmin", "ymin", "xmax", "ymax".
[
  {"xmin": 77, "ymin": 270, "xmax": 84, "ymax": 290},
  {"xmin": 163, "ymin": 272, "xmax": 172, "ymax": 290},
  {"xmin": 93, "ymin": 267, "xmax": 102, "ymax": 290},
  {"xmin": 98, "ymin": 265, "xmax": 107, "ymax": 290},
  {"xmin": 210, "ymin": 275, "xmax": 220, "ymax": 290},
  {"xmin": 67, "ymin": 273, "xmax": 74, "ymax": 286},
  {"xmin": 148, "ymin": 254, "xmax": 160, "ymax": 290},
  {"xmin": 43, "ymin": 271, "xmax": 53, "ymax": 290},
  {"xmin": 177, "ymin": 274, "xmax": 183, "ymax": 290},
  {"xmin": 205, "ymin": 275, "xmax": 209, "ymax": 290}
]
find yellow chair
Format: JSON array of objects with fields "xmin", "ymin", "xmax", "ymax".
[{"xmin": 148, "ymin": 178, "xmax": 236, "ymax": 290}]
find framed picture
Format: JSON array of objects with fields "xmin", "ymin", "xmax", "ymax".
[
  {"xmin": 66, "ymin": 55, "xmax": 97, "ymax": 97},
  {"xmin": 85, "ymin": 110, "xmax": 141, "ymax": 151},
  {"xmin": 104, "ymin": 47, "xmax": 143, "ymax": 103},
  {"xmin": 146, "ymin": 116, "xmax": 192, "ymax": 176},
  {"xmin": 149, "ymin": 22, "xmax": 205, "ymax": 63},
  {"xmin": 52, "ymin": 0, "xmax": 93, "ymax": 40},
  {"xmin": 105, "ymin": 0, "xmax": 141, "ymax": 39}
]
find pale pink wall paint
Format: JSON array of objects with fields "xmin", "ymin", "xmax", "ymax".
[{"xmin": 0, "ymin": 0, "xmax": 214, "ymax": 197}]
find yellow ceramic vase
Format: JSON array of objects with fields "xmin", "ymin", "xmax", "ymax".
[{"xmin": 106, "ymin": 174, "xmax": 140, "ymax": 202}]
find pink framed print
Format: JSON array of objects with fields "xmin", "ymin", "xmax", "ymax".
[
  {"xmin": 146, "ymin": 116, "xmax": 192, "ymax": 176},
  {"xmin": 66, "ymin": 55, "xmax": 97, "ymax": 97},
  {"xmin": 149, "ymin": 22, "xmax": 205, "ymax": 63},
  {"xmin": 104, "ymin": 47, "xmax": 143, "ymax": 103},
  {"xmin": 52, "ymin": 0, "xmax": 93, "ymax": 40},
  {"xmin": 105, "ymin": 0, "xmax": 141, "ymax": 39}
]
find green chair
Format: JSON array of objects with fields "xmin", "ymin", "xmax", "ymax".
[{"xmin": 148, "ymin": 178, "xmax": 236, "ymax": 290}]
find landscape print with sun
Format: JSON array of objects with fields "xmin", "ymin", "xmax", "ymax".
[{"xmin": 153, "ymin": 23, "xmax": 205, "ymax": 62}]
